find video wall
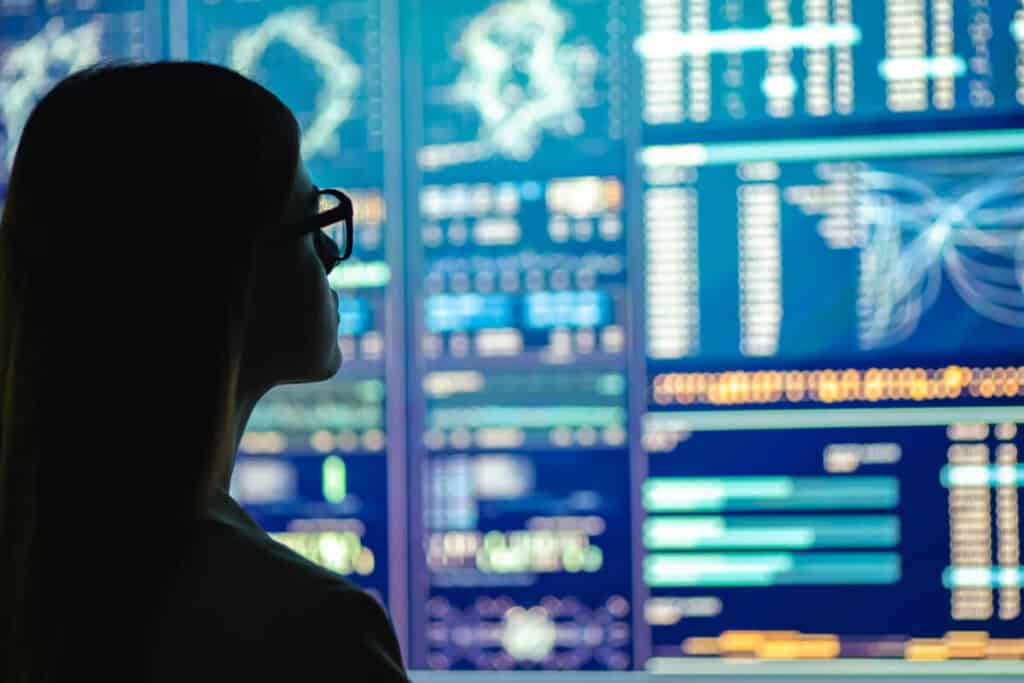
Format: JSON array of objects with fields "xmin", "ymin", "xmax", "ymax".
[{"xmin": 2, "ymin": 0, "xmax": 1024, "ymax": 671}]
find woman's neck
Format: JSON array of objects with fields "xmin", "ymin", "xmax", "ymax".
[{"xmin": 220, "ymin": 385, "xmax": 266, "ymax": 491}]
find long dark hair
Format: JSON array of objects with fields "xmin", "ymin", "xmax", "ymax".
[{"xmin": 0, "ymin": 62, "xmax": 301, "ymax": 680}]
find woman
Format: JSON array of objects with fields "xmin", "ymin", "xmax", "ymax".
[{"xmin": 0, "ymin": 62, "xmax": 407, "ymax": 681}]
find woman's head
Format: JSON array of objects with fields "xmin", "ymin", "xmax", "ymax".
[
  {"xmin": 0, "ymin": 61, "xmax": 341, "ymax": 678},
  {"xmin": 243, "ymin": 161, "xmax": 343, "ymax": 394}
]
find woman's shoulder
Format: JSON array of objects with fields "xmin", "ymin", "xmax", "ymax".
[
  {"xmin": 191, "ymin": 513, "xmax": 360, "ymax": 596},
  {"xmin": 192, "ymin": 487, "xmax": 362, "ymax": 594},
  {"xmin": 145, "ymin": 485, "xmax": 407, "ymax": 679},
  {"xmin": 146, "ymin": 519, "xmax": 408, "ymax": 680},
  {"xmin": 200, "ymin": 519, "xmax": 400, "ymax": 647}
]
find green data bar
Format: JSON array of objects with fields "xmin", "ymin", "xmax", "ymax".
[
  {"xmin": 641, "ymin": 129, "xmax": 1024, "ymax": 167},
  {"xmin": 644, "ymin": 515, "xmax": 900, "ymax": 550},
  {"xmin": 645, "ymin": 405, "xmax": 1024, "ymax": 432},
  {"xmin": 645, "ymin": 552, "xmax": 901, "ymax": 587},
  {"xmin": 429, "ymin": 405, "xmax": 625, "ymax": 429},
  {"xmin": 643, "ymin": 477, "xmax": 899, "ymax": 512}
]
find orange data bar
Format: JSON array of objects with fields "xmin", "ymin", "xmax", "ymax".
[
  {"xmin": 680, "ymin": 631, "xmax": 1024, "ymax": 661},
  {"xmin": 686, "ymin": 631, "xmax": 839, "ymax": 660},
  {"xmin": 652, "ymin": 365, "xmax": 1024, "ymax": 407}
]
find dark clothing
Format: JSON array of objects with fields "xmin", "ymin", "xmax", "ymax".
[{"xmin": 142, "ymin": 487, "xmax": 408, "ymax": 681}]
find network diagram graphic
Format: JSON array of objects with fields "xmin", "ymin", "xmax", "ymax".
[
  {"xmin": 0, "ymin": 18, "xmax": 102, "ymax": 171},
  {"xmin": 425, "ymin": 594, "xmax": 630, "ymax": 669},
  {"xmin": 855, "ymin": 158, "xmax": 1024, "ymax": 349},
  {"xmin": 229, "ymin": 8, "xmax": 361, "ymax": 162},
  {"xmin": 443, "ymin": 0, "xmax": 599, "ymax": 163}
]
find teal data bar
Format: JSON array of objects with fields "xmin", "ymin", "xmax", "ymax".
[
  {"xmin": 428, "ymin": 405, "xmax": 625, "ymax": 429},
  {"xmin": 645, "ymin": 552, "xmax": 902, "ymax": 587},
  {"xmin": 643, "ymin": 476, "xmax": 900, "ymax": 512},
  {"xmin": 641, "ymin": 129, "xmax": 1024, "ymax": 167},
  {"xmin": 644, "ymin": 515, "xmax": 900, "ymax": 550}
]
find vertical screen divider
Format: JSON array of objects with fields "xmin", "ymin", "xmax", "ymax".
[
  {"xmin": 381, "ymin": 0, "xmax": 410, "ymax": 663},
  {"xmin": 624, "ymin": 0, "xmax": 650, "ymax": 669},
  {"xmin": 395, "ymin": 0, "xmax": 427, "ymax": 667}
]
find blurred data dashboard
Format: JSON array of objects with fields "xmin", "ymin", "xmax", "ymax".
[{"xmin": 2, "ymin": 0, "xmax": 1024, "ymax": 674}]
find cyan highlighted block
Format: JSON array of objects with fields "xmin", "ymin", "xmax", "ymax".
[
  {"xmin": 941, "ymin": 465, "xmax": 1024, "ymax": 488},
  {"xmin": 943, "ymin": 566, "xmax": 1023, "ymax": 588}
]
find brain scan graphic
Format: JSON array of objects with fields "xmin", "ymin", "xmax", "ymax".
[
  {"xmin": 446, "ymin": 0, "xmax": 599, "ymax": 163},
  {"xmin": 229, "ymin": 8, "xmax": 361, "ymax": 162},
  {"xmin": 856, "ymin": 158, "xmax": 1024, "ymax": 349},
  {"xmin": 1, "ymin": 18, "xmax": 102, "ymax": 170}
]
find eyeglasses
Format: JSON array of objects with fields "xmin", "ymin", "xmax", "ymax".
[{"xmin": 287, "ymin": 186, "xmax": 354, "ymax": 273}]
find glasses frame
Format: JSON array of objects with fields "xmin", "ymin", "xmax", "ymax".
[{"xmin": 287, "ymin": 186, "xmax": 354, "ymax": 271}]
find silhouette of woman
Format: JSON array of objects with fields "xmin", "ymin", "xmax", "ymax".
[{"xmin": 0, "ymin": 62, "xmax": 407, "ymax": 681}]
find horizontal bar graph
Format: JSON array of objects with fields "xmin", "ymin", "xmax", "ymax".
[
  {"xmin": 643, "ymin": 476, "xmax": 899, "ymax": 512},
  {"xmin": 645, "ymin": 552, "xmax": 902, "ymax": 587},
  {"xmin": 644, "ymin": 515, "xmax": 900, "ymax": 550}
]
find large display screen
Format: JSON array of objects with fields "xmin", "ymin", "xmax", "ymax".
[
  {"xmin": 402, "ymin": 0, "xmax": 634, "ymax": 669},
  {"xmin": 3, "ymin": 0, "xmax": 1022, "ymax": 673}
]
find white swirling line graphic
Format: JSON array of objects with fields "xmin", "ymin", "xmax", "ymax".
[{"xmin": 857, "ymin": 159, "xmax": 1024, "ymax": 349}]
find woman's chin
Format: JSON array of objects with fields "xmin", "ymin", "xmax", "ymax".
[
  {"xmin": 322, "ymin": 342, "xmax": 343, "ymax": 378},
  {"xmin": 329, "ymin": 344, "xmax": 343, "ymax": 374},
  {"xmin": 297, "ymin": 343, "xmax": 342, "ymax": 383}
]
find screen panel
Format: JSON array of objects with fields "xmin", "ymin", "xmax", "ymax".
[
  {"xmin": 7, "ymin": 0, "xmax": 1019, "ymax": 674},
  {"xmin": 643, "ymin": 410, "xmax": 1024, "ymax": 662},
  {"xmin": 403, "ymin": 0, "xmax": 636, "ymax": 670},
  {"xmin": 638, "ymin": 35, "xmax": 1024, "ymax": 668},
  {"xmin": 641, "ymin": 130, "xmax": 1024, "ymax": 367},
  {"xmin": 638, "ymin": 0, "xmax": 1024, "ymax": 140}
]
